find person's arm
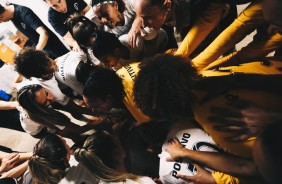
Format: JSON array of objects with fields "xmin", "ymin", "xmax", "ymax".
[
  {"xmin": 61, "ymin": 100, "xmax": 100, "ymax": 118},
  {"xmin": 209, "ymin": 100, "xmax": 282, "ymax": 142},
  {"xmin": 165, "ymin": 138, "xmax": 258, "ymax": 178},
  {"xmin": 0, "ymin": 161, "xmax": 28, "ymax": 179},
  {"xmin": 63, "ymin": 32, "xmax": 81, "ymax": 52},
  {"xmin": 80, "ymin": 4, "xmax": 90, "ymax": 15},
  {"xmin": 0, "ymin": 101, "xmax": 19, "ymax": 110},
  {"xmin": 0, "ymin": 153, "xmax": 20, "ymax": 175},
  {"xmin": 128, "ymin": 16, "xmax": 143, "ymax": 48},
  {"xmin": 35, "ymin": 26, "xmax": 49, "ymax": 50},
  {"xmin": 191, "ymin": 1, "xmax": 264, "ymax": 71},
  {"xmin": 174, "ymin": 2, "xmax": 229, "ymax": 59}
]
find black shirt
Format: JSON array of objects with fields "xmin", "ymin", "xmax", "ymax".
[
  {"xmin": 11, "ymin": 4, "xmax": 69, "ymax": 58},
  {"xmin": 12, "ymin": 4, "xmax": 47, "ymax": 44},
  {"xmin": 48, "ymin": 0, "xmax": 88, "ymax": 37}
]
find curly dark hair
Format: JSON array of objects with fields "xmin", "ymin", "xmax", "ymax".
[
  {"xmin": 133, "ymin": 54, "xmax": 198, "ymax": 120},
  {"xmin": 91, "ymin": 31, "xmax": 123, "ymax": 59},
  {"xmin": 0, "ymin": 4, "xmax": 5, "ymax": 14},
  {"xmin": 14, "ymin": 47, "xmax": 53, "ymax": 79},
  {"xmin": 83, "ymin": 68, "xmax": 125, "ymax": 102}
]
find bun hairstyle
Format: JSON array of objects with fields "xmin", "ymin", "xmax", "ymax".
[
  {"xmin": 67, "ymin": 14, "xmax": 98, "ymax": 48},
  {"xmin": 74, "ymin": 131, "xmax": 140, "ymax": 182},
  {"xmin": 28, "ymin": 134, "xmax": 68, "ymax": 184}
]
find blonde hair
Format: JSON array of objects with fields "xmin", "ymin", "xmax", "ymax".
[
  {"xmin": 74, "ymin": 132, "xmax": 143, "ymax": 183},
  {"xmin": 28, "ymin": 134, "xmax": 67, "ymax": 184}
]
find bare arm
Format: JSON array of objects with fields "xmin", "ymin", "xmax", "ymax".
[
  {"xmin": 81, "ymin": 5, "xmax": 91, "ymax": 15},
  {"xmin": 35, "ymin": 26, "xmax": 49, "ymax": 50},
  {"xmin": 165, "ymin": 138, "xmax": 258, "ymax": 178},
  {"xmin": 63, "ymin": 32, "xmax": 81, "ymax": 52},
  {"xmin": 0, "ymin": 161, "xmax": 28, "ymax": 179},
  {"xmin": 0, "ymin": 101, "xmax": 19, "ymax": 110},
  {"xmin": 128, "ymin": 16, "xmax": 143, "ymax": 48},
  {"xmin": 62, "ymin": 100, "xmax": 99, "ymax": 118}
]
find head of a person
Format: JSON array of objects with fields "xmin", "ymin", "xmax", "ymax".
[
  {"xmin": 253, "ymin": 122, "xmax": 282, "ymax": 184},
  {"xmin": 74, "ymin": 131, "xmax": 137, "ymax": 182},
  {"xmin": 133, "ymin": 54, "xmax": 197, "ymax": 121},
  {"xmin": 44, "ymin": 0, "xmax": 67, "ymax": 13},
  {"xmin": 262, "ymin": 0, "xmax": 282, "ymax": 34},
  {"xmin": 134, "ymin": 0, "xmax": 171, "ymax": 30},
  {"xmin": 75, "ymin": 61, "xmax": 98, "ymax": 85},
  {"xmin": 67, "ymin": 14, "xmax": 98, "ymax": 48},
  {"xmin": 91, "ymin": 0, "xmax": 125, "ymax": 28},
  {"xmin": 29, "ymin": 134, "xmax": 71, "ymax": 184},
  {"xmin": 17, "ymin": 84, "xmax": 69, "ymax": 128},
  {"xmin": 14, "ymin": 47, "xmax": 57, "ymax": 80},
  {"xmin": 18, "ymin": 84, "xmax": 56, "ymax": 109},
  {"xmin": 0, "ymin": 4, "xmax": 13, "ymax": 23},
  {"xmin": 91, "ymin": 31, "xmax": 129, "ymax": 67},
  {"xmin": 83, "ymin": 68, "xmax": 125, "ymax": 114}
]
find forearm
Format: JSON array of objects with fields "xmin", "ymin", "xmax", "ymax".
[
  {"xmin": 181, "ymin": 150, "xmax": 258, "ymax": 177},
  {"xmin": 18, "ymin": 152, "xmax": 32, "ymax": 162},
  {"xmin": 175, "ymin": 2, "xmax": 228, "ymax": 58},
  {"xmin": 0, "ymin": 161, "xmax": 28, "ymax": 179},
  {"xmin": 0, "ymin": 101, "xmax": 18, "ymax": 110},
  {"xmin": 192, "ymin": 1, "xmax": 264, "ymax": 71},
  {"xmin": 63, "ymin": 32, "xmax": 80, "ymax": 49},
  {"xmin": 36, "ymin": 32, "xmax": 49, "ymax": 50},
  {"xmin": 64, "ymin": 100, "xmax": 97, "ymax": 117}
]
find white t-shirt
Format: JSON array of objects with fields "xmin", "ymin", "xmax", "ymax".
[
  {"xmin": 19, "ymin": 107, "xmax": 44, "ymax": 135},
  {"xmin": 99, "ymin": 176, "xmax": 156, "ymax": 184},
  {"xmin": 59, "ymin": 156, "xmax": 100, "ymax": 184},
  {"xmin": 159, "ymin": 122, "xmax": 222, "ymax": 184},
  {"xmin": 55, "ymin": 51, "xmax": 87, "ymax": 96},
  {"xmin": 17, "ymin": 78, "xmax": 69, "ymax": 135}
]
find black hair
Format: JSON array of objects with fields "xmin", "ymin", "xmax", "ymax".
[
  {"xmin": 90, "ymin": 0, "xmax": 125, "ymax": 13},
  {"xmin": 14, "ymin": 47, "xmax": 53, "ymax": 79},
  {"xmin": 0, "ymin": 4, "xmax": 4, "ymax": 14},
  {"xmin": 67, "ymin": 14, "xmax": 98, "ymax": 48},
  {"xmin": 75, "ymin": 61, "xmax": 98, "ymax": 85},
  {"xmin": 133, "ymin": 54, "xmax": 198, "ymax": 120},
  {"xmin": 91, "ymin": 31, "xmax": 123, "ymax": 59},
  {"xmin": 83, "ymin": 68, "xmax": 125, "ymax": 102},
  {"xmin": 29, "ymin": 134, "xmax": 68, "ymax": 184}
]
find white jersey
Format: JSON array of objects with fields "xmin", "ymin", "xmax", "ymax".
[
  {"xmin": 55, "ymin": 51, "xmax": 87, "ymax": 96},
  {"xmin": 159, "ymin": 122, "xmax": 222, "ymax": 184},
  {"xmin": 99, "ymin": 177, "xmax": 156, "ymax": 184}
]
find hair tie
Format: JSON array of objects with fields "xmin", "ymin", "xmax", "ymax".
[{"xmin": 92, "ymin": 1, "xmax": 115, "ymax": 9}]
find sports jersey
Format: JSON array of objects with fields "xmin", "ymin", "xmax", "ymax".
[
  {"xmin": 116, "ymin": 62, "xmax": 151, "ymax": 123},
  {"xmin": 55, "ymin": 51, "xmax": 87, "ymax": 96}
]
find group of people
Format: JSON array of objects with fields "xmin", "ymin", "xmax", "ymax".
[{"xmin": 0, "ymin": 0, "xmax": 282, "ymax": 183}]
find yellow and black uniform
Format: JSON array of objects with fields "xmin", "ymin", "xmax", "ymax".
[
  {"xmin": 191, "ymin": 0, "xmax": 282, "ymax": 71},
  {"xmin": 116, "ymin": 62, "xmax": 151, "ymax": 124}
]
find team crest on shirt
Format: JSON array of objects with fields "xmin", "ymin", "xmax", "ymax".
[
  {"xmin": 21, "ymin": 22, "xmax": 26, "ymax": 29},
  {"xmin": 74, "ymin": 3, "xmax": 79, "ymax": 10}
]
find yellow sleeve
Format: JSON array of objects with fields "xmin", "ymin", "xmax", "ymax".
[
  {"xmin": 192, "ymin": 1, "xmax": 264, "ymax": 71},
  {"xmin": 212, "ymin": 172, "xmax": 240, "ymax": 184},
  {"xmin": 174, "ymin": 2, "xmax": 228, "ymax": 58}
]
